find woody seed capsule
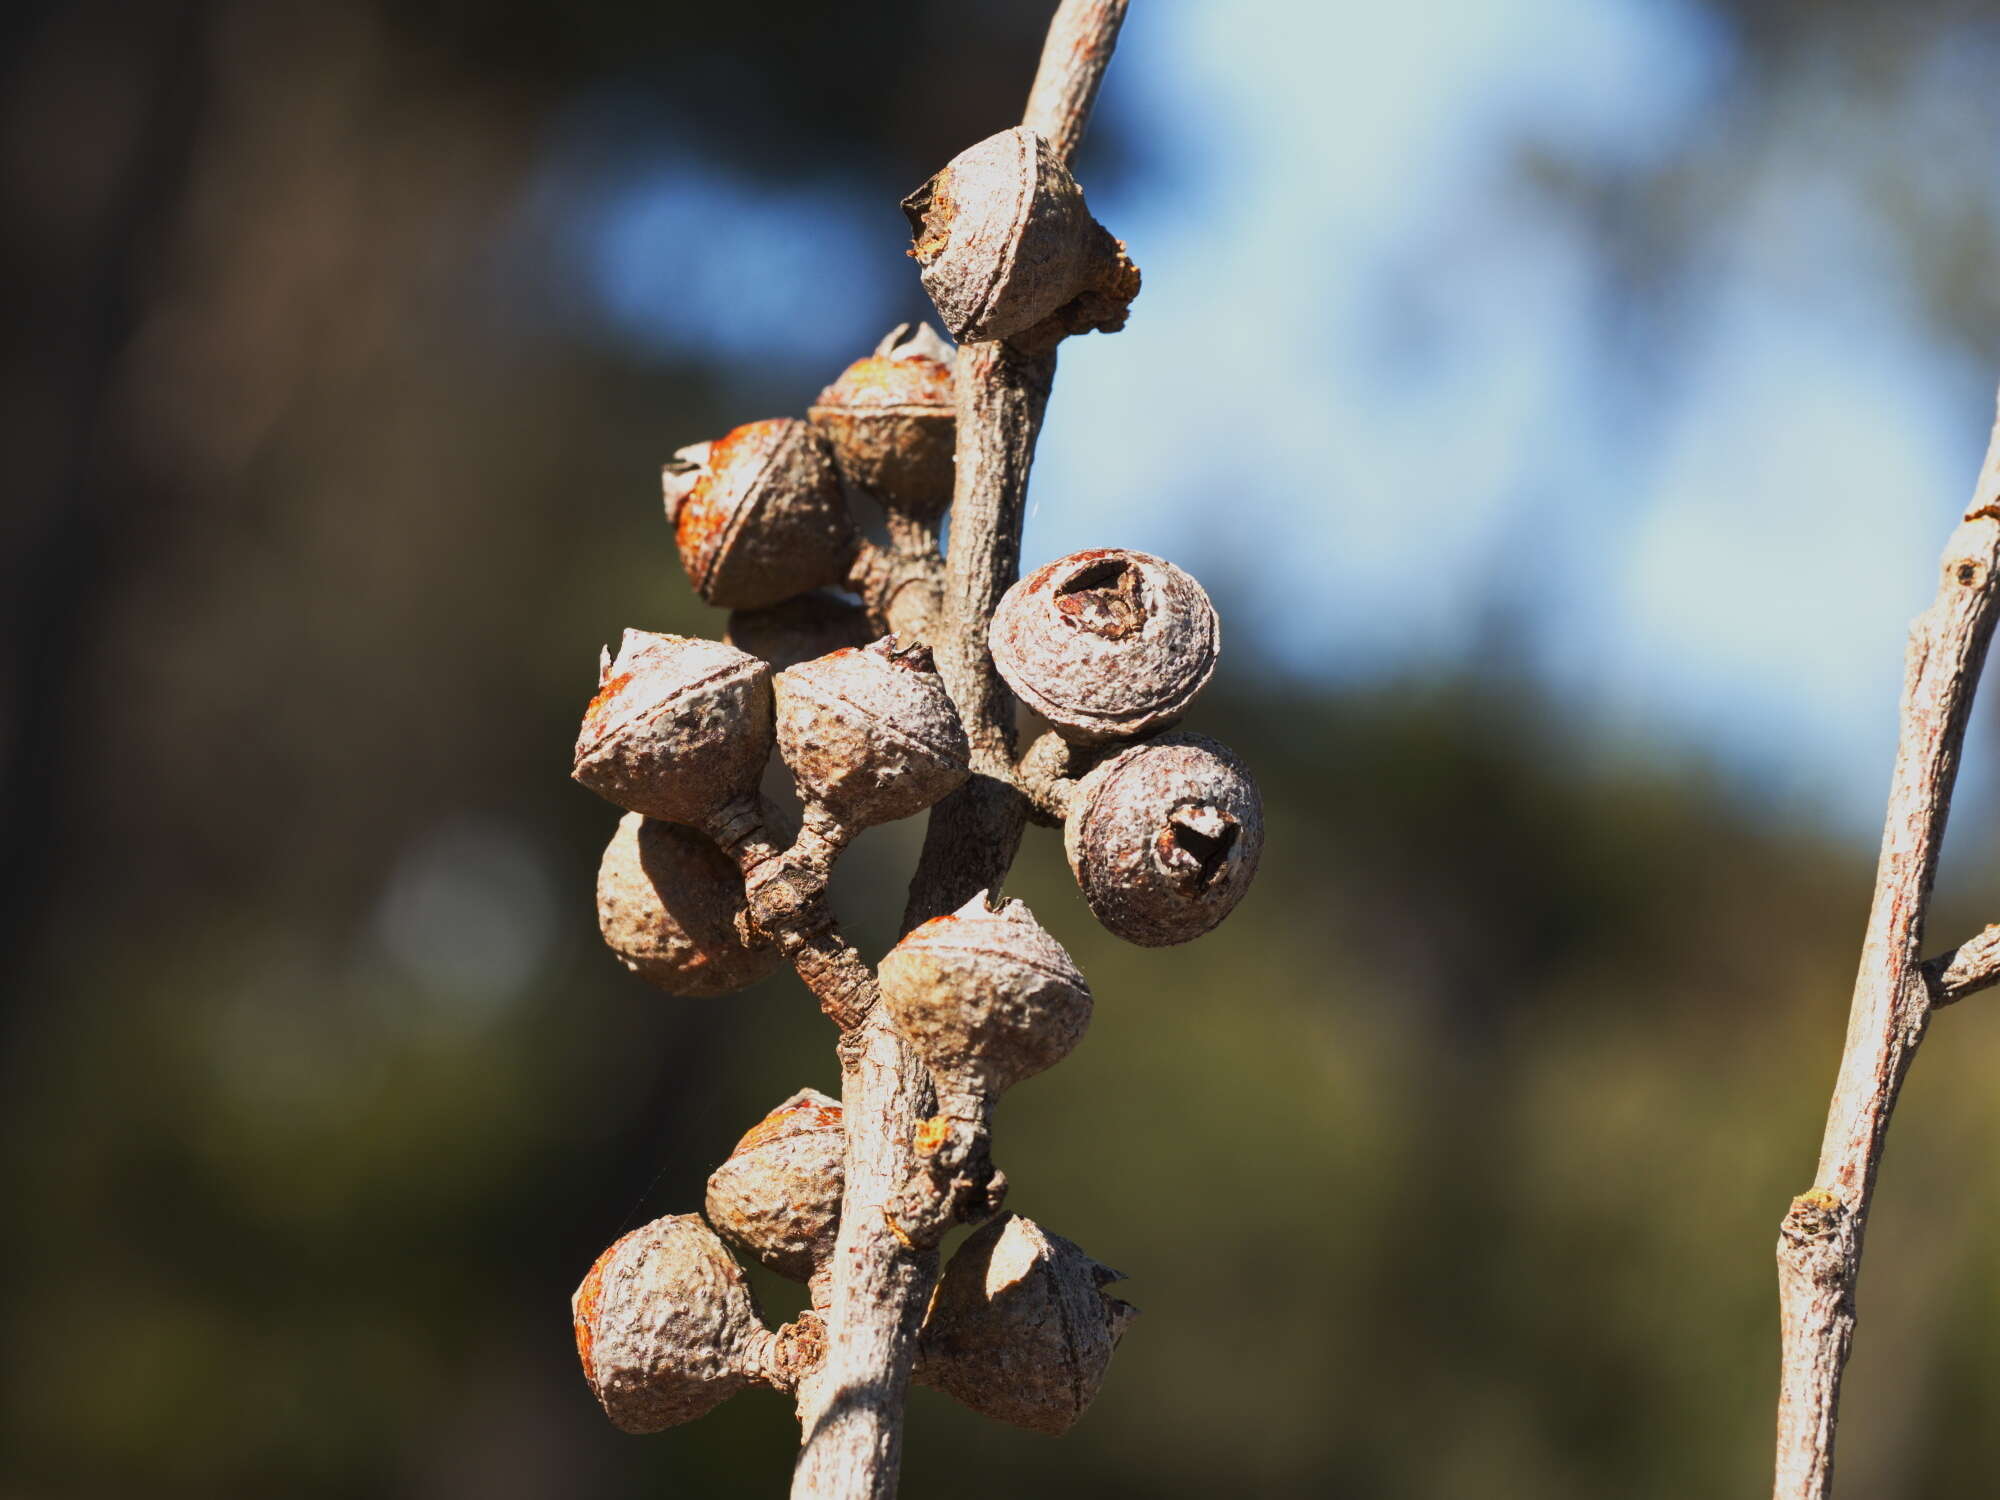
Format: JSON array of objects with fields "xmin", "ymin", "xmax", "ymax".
[
  {"xmin": 703, "ymin": 1088, "xmax": 844, "ymax": 1284},
  {"xmin": 571, "ymin": 630, "xmax": 773, "ymax": 833},
  {"xmin": 903, "ymin": 126, "xmax": 1138, "ymax": 345},
  {"xmin": 807, "ymin": 323, "xmax": 956, "ymax": 521},
  {"xmin": 878, "ymin": 892, "xmax": 1090, "ymax": 1118},
  {"xmin": 596, "ymin": 813, "xmax": 782, "ymax": 998},
  {"xmin": 572, "ymin": 1213, "xmax": 767, "ymax": 1434},
  {"xmin": 991, "ymin": 549, "xmax": 1219, "ymax": 745},
  {"xmin": 1065, "ymin": 731, "xmax": 1263, "ymax": 947},
  {"xmin": 663, "ymin": 418, "xmax": 858, "ymax": 610},
  {"xmin": 724, "ymin": 590, "xmax": 873, "ymax": 675},
  {"xmin": 917, "ymin": 1212, "xmax": 1136, "ymax": 1436},
  {"xmin": 773, "ymin": 637, "xmax": 970, "ymax": 844}
]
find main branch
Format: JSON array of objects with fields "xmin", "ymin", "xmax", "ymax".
[
  {"xmin": 789, "ymin": 5, "xmax": 1129, "ymax": 1496},
  {"xmin": 1772, "ymin": 389, "xmax": 2000, "ymax": 1500}
]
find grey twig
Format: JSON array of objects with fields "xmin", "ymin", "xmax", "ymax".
[
  {"xmin": 1773, "ymin": 389, "xmax": 2000, "ymax": 1500},
  {"xmin": 1920, "ymin": 923, "xmax": 2000, "ymax": 1008},
  {"xmin": 788, "ymin": 5, "xmax": 1130, "ymax": 1497}
]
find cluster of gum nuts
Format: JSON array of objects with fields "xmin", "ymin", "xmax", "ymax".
[{"xmin": 566, "ymin": 127, "xmax": 1263, "ymax": 1442}]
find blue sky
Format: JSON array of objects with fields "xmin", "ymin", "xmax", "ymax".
[{"xmin": 524, "ymin": 0, "xmax": 2000, "ymax": 831}]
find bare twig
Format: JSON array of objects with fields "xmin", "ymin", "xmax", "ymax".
[
  {"xmin": 713, "ymin": 806, "xmax": 878, "ymax": 1031},
  {"xmin": 1773, "ymin": 388, "xmax": 2000, "ymax": 1500},
  {"xmin": 1016, "ymin": 728, "xmax": 1086, "ymax": 827},
  {"xmin": 1920, "ymin": 923, "xmax": 2000, "ymax": 1008},
  {"xmin": 1023, "ymin": 0, "xmax": 1130, "ymax": 163},
  {"xmin": 788, "ymin": 5, "xmax": 1129, "ymax": 1497},
  {"xmin": 900, "ymin": 338, "xmax": 1056, "ymax": 922}
]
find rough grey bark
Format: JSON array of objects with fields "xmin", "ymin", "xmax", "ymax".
[
  {"xmin": 1773, "ymin": 388, "xmax": 2000, "ymax": 1500},
  {"xmin": 788, "ymin": 5, "xmax": 1129, "ymax": 1497},
  {"xmin": 902, "ymin": 339, "xmax": 1057, "ymax": 925}
]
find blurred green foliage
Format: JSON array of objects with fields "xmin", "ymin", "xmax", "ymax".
[
  {"xmin": 21, "ymin": 658, "xmax": 2000, "ymax": 1497},
  {"xmin": 10, "ymin": 1, "xmax": 2000, "ymax": 1497}
]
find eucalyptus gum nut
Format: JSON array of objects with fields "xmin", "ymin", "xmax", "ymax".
[
  {"xmin": 990, "ymin": 549, "xmax": 1219, "ymax": 746},
  {"xmin": 724, "ymin": 590, "xmax": 874, "ymax": 675},
  {"xmin": 902, "ymin": 127, "xmax": 1136, "ymax": 345},
  {"xmin": 704, "ymin": 1088, "xmax": 845, "ymax": 1283},
  {"xmin": 595, "ymin": 813, "xmax": 782, "ymax": 998},
  {"xmin": 878, "ymin": 892, "xmax": 1090, "ymax": 1105},
  {"xmin": 572, "ymin": 1214, "xmax": 766, "ymax": 1434},
  {"xmin": 807, "ymin": 324, "xmax": 956, "ymax": 521},
  {"xmin": 663, "ymin": 418, "xmax": 858, "ymax": 610},
  {"xmin": 573, "ymin": 631, "xmax": 774, "ymax": 825},
  {"xmin": 1064, "ymin": 731, "xmax": 1263, "ymax": 947},
  {"xmin": 773, "ymin": 637, "xmax": 970, "ymax": 835},
  {"xmin": 917, "ymin": 1213, "xmax": 1135, "ymax": 1436}
]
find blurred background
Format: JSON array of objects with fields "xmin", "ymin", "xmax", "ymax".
[{"xmin": 8, "ymin": 0, "xmax": 2000, "ymax": 1494}]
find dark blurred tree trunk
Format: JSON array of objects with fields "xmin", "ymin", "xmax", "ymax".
[{"xmin": 0, "ymin": 0, "xmax": 210, "ymax": 1057}]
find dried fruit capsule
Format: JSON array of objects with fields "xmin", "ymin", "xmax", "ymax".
[
  {"xmin": 1064, "ymin": 731, "xmax": 1263, "ymax": 947},
  {"xmin": 663, "ymin": 418, "xmax": 858, "ymax": 610},
  {"xmin": 725, "ymin": 590, "xmax": 873, "ymax": 675},
  {"xmin": 917, "ymin": 1212, "xmax": 1135, "ymax": 1435},
  {"xmin": 773, "ymin": 637, "xmax": 970, "ymax": 847},
  {"xmin": 878, "ymin": 892, "xmax": 1090, "ymax": 1118},
  {"xmin": 991, "ymin": 549, "xmax": 1219, "ymax": 745},
  {"xmin": 572, "ymin": 1213, "xmax": 767, "ymax": 1434},
  {"xmin": 807, "ymin": 324, "xmax": 956, "ymax": 520},
  {"xmin": 596, "ymin": 812, "xmax": 783, "ymax": 998},
  {"xmin": 903, "ymin": 127, "xmax": 1138, "ymax": 345},
  {"xmin": 572, "ymin": 630, "xmax": 772, "ymax": 841},
  {"xmin": 703, "ymin": 1088, "xmax": 844, "ymax": 1283}
]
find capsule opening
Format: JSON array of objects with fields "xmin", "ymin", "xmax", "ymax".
[
  {"xmin": 1162, "ymin": 803, "xmax": 1237, "ymax": 891},
  {"xmin": 1054, "ymin": 556, "xmax": 1146, "ymax": 639}
]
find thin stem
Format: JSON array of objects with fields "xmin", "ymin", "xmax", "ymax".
[
  {"xmin": 900, "ymin": 339, "xmax": 1055, "ymax": 925},
  {"xmin": 1772, "ymin": 388, "xmax": 2000, "ymax": 1500},
  {"xmin": 1023, "ymin": 0, "xmax": 1129, "ymax": 163},
  {"xmin": 711, "ymin": 802, "xmax": 878, "ymax": 1031},
  {"xmin": 1016, "ymin": 728, "xmax": 1086, "ymax": 827},
  {"xmin": 789, "ymin": 5, "xmax": 1129, "ymax": 1496},
  {"xmin": 1920, "ymin": 924, "xmax": 2000, "ymax": 1008}
]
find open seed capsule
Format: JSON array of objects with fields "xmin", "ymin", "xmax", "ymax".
[
  {"xmin": 703, "ymin": 1089, "xmax": 845, "ymax": 1284},
  {"xmin": 1064, "ymin": 731, "xmax": 1263, "ymax": 947},
  {"xmin": 596, "ymin": 813, "xmax": 783, "ymax": 998},
  {"xmin": 572, "ymin": 631, "xmax": 773, "ymax": 834},
  {"xmin": 991, "ymin": 549, "xmax": 1219, "ymax": 746},
  {"xmin": 773, "ymin": 638, "xmax": 970, "ymax": 843},
  {"xmin": 917, "ymin": 1212, "xmax": 1135, "ymax": 1435},
  {"xmin": 725, "ymin": 590, "xmax": 874, "ymax": 675},
  {"xmin": 903, "ymin": 127, "xmax": 1137, "ymax": 345},
  {"xmin": 572, "ymin": 1214, "xmax": 767, "ymax": 1434},
  {"xmin": 878, "ymin": 892, "xmax": 1090, "ymax": 1117},
  {"xmin": 808, "ymin": 324, "xmax": 956, "ymax": 521},
  {"xmin": 663, "ymin": 418, "xmax": 857, "ymax": 610}
]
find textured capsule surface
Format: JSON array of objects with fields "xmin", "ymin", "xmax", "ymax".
[
  {"xmin": 572, "ymin": 631, "xmax": 773, "ymax": 826},
  {"xmin": 664, "ymin": 418, "xmax": 857, "ymax": 610},
  {"xmin": 596, "ymin": 813, "xmax": 781, "ymax": 998},
  {"xmin": 704, "ymin": 1088, "xmax": 845, "ymax": 1283},
  {"xmin": 903, "ymin": 127, "xmax": 1116, "ymax": 344},
  {"xmin": 773, "ymin": 638, "xmax": 969, "ymax": 834},
  {"xmin": 807, "ymin": 324, "xmax": 956, "ymax": 519},
  {"xmin": 572, "ymin": 1214, "xmax": 765, "ymax": 1434},
  {"xmin": 918, "ymin": 1212, "xmax": 1135, "ymax": 1435},
  {"xmin": 991, "ymin": 549, "xmax": 1219, "ymax": 745},
  {"xmin": 724, "ymin": 590, "xmax": 873, "ymax": 676},
  {"xmin": 1064, "ymin": 731, "xmax": 1263, "ymax": 947},
  {"xmin": 878, "ymin": 893, "xmax": 1090, "ymax": 1103}
]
